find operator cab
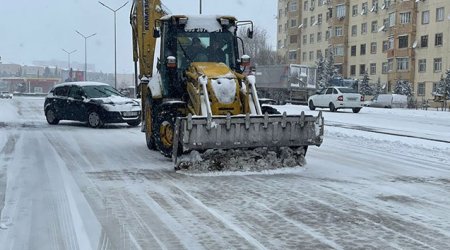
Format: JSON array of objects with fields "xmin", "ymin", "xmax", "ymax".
[{"xmin": 154, "ymin": 15, "xmax": 252, "ymax": 98}]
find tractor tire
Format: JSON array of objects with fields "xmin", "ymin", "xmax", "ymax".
[
  {"xmin": 144, "ymin": 100, "xmax": 156, "ymax": 150},
  {"xmin": 154, "ymin": 110, "xmax": 181, "ymax": 158}
]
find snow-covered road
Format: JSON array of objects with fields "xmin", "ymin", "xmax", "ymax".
[{"xmin": 0, "ymin": 97, "xmax": 449, "ymax": 249}]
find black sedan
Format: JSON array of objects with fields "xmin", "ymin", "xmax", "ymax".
[{"xmin": 44, "ymin": 82, "xmax": 141, "ymax": 128}]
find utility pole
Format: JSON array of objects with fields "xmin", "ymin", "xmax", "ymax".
[
  {"xmin": 199, "ymin": 0, "xmax": 202, "ymax": 14},
  {"xmin": 61, "ymin": 49, "xmax": 77, "ymax": 69},
  {"xmin": 99, "ymin": 1, "xmax": 129, "ymax": 89},
  {"xmin": 75, "ymin": 30, "xmax": 96, "ymax": 81}
]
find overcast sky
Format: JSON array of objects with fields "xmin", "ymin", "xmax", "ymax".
[{"xmin": 0, "ymin": 0, "xmax": 277, "ymax": 73}]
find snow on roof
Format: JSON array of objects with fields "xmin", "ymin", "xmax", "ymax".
[
  {"xmin": 161, "ymin": 15, "xmax": 236, "ymax": 32},
  {"xmin": 55, "ymin": 81, "xmax": 109, "ymax": 87}
]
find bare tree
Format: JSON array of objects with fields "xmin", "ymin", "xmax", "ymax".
[{"xmin": 237, "ymin": 26, "xmax": 276, "ymax": 65}]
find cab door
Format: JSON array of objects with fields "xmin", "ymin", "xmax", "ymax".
[{"xmin": 52, "ymin": 85, "xmax": 70, "ymax": 120}]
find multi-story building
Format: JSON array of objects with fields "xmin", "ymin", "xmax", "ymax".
[{"xmin": 277, "ymin": 0, "xmax": 450, "ymax": 104}]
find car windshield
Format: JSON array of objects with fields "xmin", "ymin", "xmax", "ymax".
[
  {"xmin": 339, "ymin": 88, "xmax": 358, "ymax": 93},
  {"xmin": 82, "ymin": 85, "xmax": 123, "ymax": 98}
]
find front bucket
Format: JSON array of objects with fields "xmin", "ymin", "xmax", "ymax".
[{"xmin": 172, "ymin": 111, "xmax": 324, "ymax": 167}]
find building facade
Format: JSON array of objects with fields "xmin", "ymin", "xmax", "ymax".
[{"xmin": 277, "ymin": 0, "xmax": 450, "ymax": 103}]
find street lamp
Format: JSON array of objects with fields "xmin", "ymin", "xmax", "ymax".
[
  {"xmin": 61, "ymin": 49, "xmax": 77, "ymax": 69},
  {"xmin": 99, "ymin": 1, "xmax": 128, "ymax": 89},
  {"xmin": 75, "ymin": 30, "xmax": 96, "ymax": 81}
]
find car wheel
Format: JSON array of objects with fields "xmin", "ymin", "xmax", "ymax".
[
  {"xmin": 127, "ymin": 119, "xmax": 141, "ymax": 127},
  {"xmin": 87, "ymin": 110, "xmax": 104, "ymax": 128},
  {"xmin": 308, "ymin": 100, "xmax": 316, "ymax": 111},
  {"xmin": 154, "ymin": 110, "xmax": 181, "ymax": 158},
  {"xmin": 261, "ymin": 106, "xmax": 281, "ymax": 114},
  {"xmin": 352, "ymin": 108, "xmax": 361, "ymax": 113},
  {"xmin": 329, "ymin": 103, "xmax": 336, "ymax": 112},
  {"xmin": 45, "ymin": 109, "xmax": 60, "ymax": 125}
]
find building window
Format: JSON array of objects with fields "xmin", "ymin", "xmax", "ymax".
[
  {"xmin": 397, "ymin": 58, "xmax": 409, "ymax": 71},
  {"xmin": 303, "ymin": 18, "xmax": 308, "ymax": 28},
  {"xmin": 351, "ymin": 46, "xmax": 356, "ymax": 56},
  {"xmin": 352, "ymin": 25, "xmax": 357, "ymax": 36},
  {"xmin": 388, "ymin": 59, "xmax": 394, "ymax": 72},
  {"xmin": 360, "ymin": 44, "xmax": 366, "ymax": 55},
  {"xmin": 422, "ymin": 10, "xmax": 429, "ymax": 24},
  {"xmin": 317, "ymin": 32, "xmax": 322, "ymax": 42},
  {"xmin": 388, "ymin": 37, "xmax": 394, "ymax": 50},
  {"xmin": 436, "ymin": 7, "xmax": 444, "ymax": 22},
  {"xmin": 399, "ymin": 35, "xmax": 408, "ymax": 49},
  {"xmin": 400, "ymin": 12, "xmax": 411, "ymax": 24},
  {"xmin": 362, "ymin": 2, "xmax": 368, "ymax": 15},
  {"xmin": 421, "ymin": 35, "xmax": 428, "ymax": 48},
  {"xmin": 382, "ymin": 62, "xmax": 388, "ymax": 74},
  {"xmin": 278, "ymin": 25, "xmax": 282, "ymax": 33},
  {"xmin": 290, "ymin": 19, "xmax": 297, "ymax": 28},
  {"xmin": 310, "ymin": 34, "xmax": 314, "ymax": 44},
  {"xmin": 352, "ymin": 5, "xmax": 358, "ymax": 16},
  {"xmin": 290, "ymin": 35, "xmax": 298, "ymax": 44},
  {"xmin": 350, "ymin": 65, "xmax": 356, "ymax": 75},
  {"xmin": 311, "ymin": 16, "xmax": 316, "ymax": 26},
  {"xmin": 335, "ymin": 26, "xmax": 343, "ymax": 36},
  {"xmin": 370, "ymin": 63, "xmax": 376, "ymax": 75},
  {"xmin": 360, "ymin": 64, "xmax": 366, "ymax": 75},
  {"xmin": 302, "ymin": 52, "xmax": 307, "ymax": 61},
  {"xmin": 289, "ymin": 51, "xmax": 297, "ymax": 60},
  {"xmin": 382, "ymin": 41, "xmax": 388, "ymax": 52},
  {"xmin": 277, "ymin": 40, "xmax": 282, "ymax": 49},
  {"xmin": 361, "ymin": 23, "xmax": 367, "ymax": 34},
  {"xmin": 433, "ymin": 82, "xmax": 438, "ymax": 93},
  {"xmin": 371, "ymin": 42, "xmax": 377, "ymax": 54},
  {"xmin": 304, "ymin": 1, "xmax": 309, "ymax": 11},
  {"xmin": 434, "ymin": 58, "xmax": 442, "ymax": 72},
  {"xmin": 326, "ymin": 30, "xmax": 330, "ymax": 40},
  {"xmin": 303, "ymin": 35, "xmax": 307, "ymax": 44},
  {"xmin": 418, "ymin": 59, "xmax": 426, "ymax": 73},
  {"xmin": 371, "ymin": 21, "xmax": 378, "ymax": 33},
  {"xmin": 417, "ymin": 83, "xmax": 425, "ymax": 96},
  {"xmin": 334, "ymin": 45, "xmax": 344, "ymax": 56},
  {"xmin": 289, "ymin": 1, "xmax": 298, "ymax": 12},
  {"xmin": 309, "ymin": 51, "xmax": 314, "ymax": 61},
  {"xmin": 435, "ymin": 33, "xmax": 443, "ymax": 46},
  {"xmin": 336, "ymin": 5, "xmax": 346, "ymax": 18},
  {"xmin": 389, "ymin": 12, "xmax": 396, "ymax": 27},
  {"xmin": 318, "ymin": 14, "xmax": 323, "ymax": 24},
  {"xmin": 317, "ymin": 50, "xmax": 322, "ymax": 59}
]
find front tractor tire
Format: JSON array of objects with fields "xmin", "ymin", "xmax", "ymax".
[{"xmin": 155, "ymin": 110, "xmax": 181, "ymax": 158}]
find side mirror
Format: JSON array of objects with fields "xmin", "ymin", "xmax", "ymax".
[
  {"xmin": 153, "ymin": 28, "xmax": 160, "ymax": 38},
  {"xmin": 240, "ymin": 55, "xmax": 251, "ymax": 67},
  {"xmin": 247, "ymin": 28, "xmax": 253, "ymax": 39}
]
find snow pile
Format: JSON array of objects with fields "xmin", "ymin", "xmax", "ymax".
[{"xmin": 176, "ymin": 147, "xmax": 307, "ymax": 173}]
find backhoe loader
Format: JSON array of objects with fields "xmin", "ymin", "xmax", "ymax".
[{"xmin": 130, "ymin": 0, "xmax": 324, "ymax": 171}]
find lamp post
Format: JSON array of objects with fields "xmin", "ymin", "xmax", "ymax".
[
  {"xmin": 75, "ymin": 30, "xmax": 96, "ymax": 81},
  {"xmin": 61, "ymin": 49, "xmax": 77, "ymax": 69},
  {"xmin": 99, "ymin": 1, "xmax": 128, "ymax": 89},
  {"xmin": 199, "ymin": 0, "xmax": 202, "ymax": 14}
]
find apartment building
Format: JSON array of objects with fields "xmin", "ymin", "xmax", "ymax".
[{"xmin": 277, "ymin": 0, "xmax": 450, "ymax": 102}]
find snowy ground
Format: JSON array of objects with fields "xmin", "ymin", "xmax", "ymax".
[{"xmin": 0, "ymin": 96, "xmax": 449, "ymax": 249}]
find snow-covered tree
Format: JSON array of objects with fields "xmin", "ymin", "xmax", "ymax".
[
  {"xmin": 435, "ymin": 69, "xmax": 450, "ymax": 100},
  {"xmin": 317, "ymin": 50, "xmax": 335, "ymax": 89},
  {"xmin": 359, "ymin": 71, "xmax": 373, "ymax": 96},
  {"xmin": 373, "ymin": 77, "xmax": 384, "ymax": 95},
  {"xmin": 394, "ymin": 80, "xmax": 413, "ymax": 96},
  {"xmin": 315, "ymin": 56, "xmax": 325, "ymax": 88}
]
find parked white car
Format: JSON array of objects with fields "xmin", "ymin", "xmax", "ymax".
[
  {"xmin": 367, "ymin": 94, "xmax": 407, "ymax": 108},
  {"xmin": 308, "ymin": 87, "xmax": 363, "ymax": 113},
  {"xmin": 0, "ymin": 91, "xmax": 13, "ymax": 99}
]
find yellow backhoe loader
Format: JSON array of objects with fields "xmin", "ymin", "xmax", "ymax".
[{"xmin": 130, "ymin": 0, "xmax": 324, "ymax": 171}]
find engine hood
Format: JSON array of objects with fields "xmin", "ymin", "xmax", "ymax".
[{"xmin": 189, "ymin": 62, "xmax": 236, "ymax": 79}]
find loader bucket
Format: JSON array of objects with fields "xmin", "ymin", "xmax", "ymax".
[{"xmin": 172, "ymin": 111, "xmax": 324, "ymax": 171}]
